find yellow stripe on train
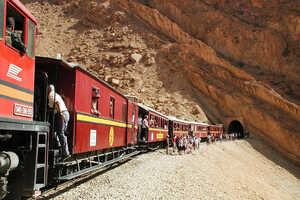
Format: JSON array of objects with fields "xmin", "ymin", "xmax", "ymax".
[
  {"xmin": 149, "ymin": 127, "xmax": 168, "ymax": 132},
  {"xmin": 77, "ymin": 113, "xmax": 127, "ymax": 128}
]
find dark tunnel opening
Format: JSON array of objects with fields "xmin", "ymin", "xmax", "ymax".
[{"xmin": 228, "ymin": 120, "xmax": 244, "ymax": 139}]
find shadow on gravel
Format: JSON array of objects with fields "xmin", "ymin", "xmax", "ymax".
[
  {"xmin": 38, "ymin": 159, "xmax": 133, "ymax": 200},
  {"xmin": 245, "ymin": 136, "xmax": 300, "ymax": 179}
]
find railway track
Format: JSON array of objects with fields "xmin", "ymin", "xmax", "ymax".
[
  {"xmin": 27, "ymin": 158, "xmax": 133, "ymax": 199},
  {"xmin": 27, "ymin": 150, "xmax": 142, "ymax": 200}
]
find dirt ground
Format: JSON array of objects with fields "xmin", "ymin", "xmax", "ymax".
[{"xmin": 42, "ymin": 137, "xmax": 300, "ymax": 200}]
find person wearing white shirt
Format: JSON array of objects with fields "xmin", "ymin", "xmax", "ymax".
[{"xmin": 48, "ymin": 84, "xmax": 70, "ymax": 160}]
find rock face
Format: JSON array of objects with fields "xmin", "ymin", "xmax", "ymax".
[
  {"xmin": 22, "ymin": 0, "xmax": 299, "ymax": 164},
  {"xmin": 116, "ymin": 0, "xmax": 300, "ymax": 164}
]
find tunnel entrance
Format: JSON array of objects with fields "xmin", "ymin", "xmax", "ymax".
[{"xmin": 228, "ymin": 120, "xmax": 244, "ymax": 138}]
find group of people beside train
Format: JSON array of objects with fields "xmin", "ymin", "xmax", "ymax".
[
  {"xmin": 172, "ymin": 135, "xmax": 201, "ymax": 155},
  {"xmin": 169, "ymin": 131, "xmax": 246, "ymax": 155}
]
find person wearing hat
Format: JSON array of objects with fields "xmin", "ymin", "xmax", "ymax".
[
  {"xmin": 6, "ymin": 17, "xmax": 26, "ymax": 53},
  {"xmin": 48, "ymin": 85, "xmax": 70, "ymax": 161}
]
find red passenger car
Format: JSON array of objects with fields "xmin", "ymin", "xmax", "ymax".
[
  {"xmin": 36, "ymin": 57, "xmax": 140, "ymax": 154},
  {"xmin": 169, "ymin": 117, "xmax": 190, "ymax": 137},
  {"xmin": 209, "ymin": 124, "xmax": 224, "ymax": 138},
  {"xmin": 190, "ymin": 121, "xmax": 209, "ymax": 139},
  {"xmin": 138, "ymin": 103, "xmax": 168, "ymax": 145},
  {"xmin": 74, "ymin": 67, "xmax": 128, "ymax": 153}
]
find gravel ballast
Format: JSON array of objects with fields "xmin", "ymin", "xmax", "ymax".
[{"xmin": 43, "ymin": 138, "xmax": 300, "ymax": 200}]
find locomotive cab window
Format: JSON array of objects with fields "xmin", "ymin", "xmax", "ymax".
[
  {"xmin": 91, "ymin": 87, "xmax": 100, "ymax": 115},
  {"xmin": 0, "ymin": 0, "xmax": 4, "ymax": 40},
  {"xmin": 5, "ymin": 2, "xmax": 26, "ymax": 54},
  {"xmin": 109, "ymin": 97, "xmax": 115, "ymax": 119}
]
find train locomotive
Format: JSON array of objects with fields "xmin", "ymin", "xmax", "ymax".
[{"xmin": 0, "ymin": 1, "xmax": 223, "ymax": 199}]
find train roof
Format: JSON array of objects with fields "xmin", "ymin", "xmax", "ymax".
[
  {"xmin": 168, "ymin": 116, "xmax": 209, "ymax": 126},
  {"xmin": 187, "ymin": 121, "xmax": 209, "ymax": 126},
  {"xmin": 35, "ymin": 56, "xmax": 128, "ymax": 100},
  {"xmin": 168, "ymin": 116, "xmax": 189, "ymax": 124},
  {"xmin": 137, "ymin": 103, "xmax": 168, "ymax": 119},
  {"xmin": 210, "ymin": 124, "xmax": 224, "ymax": 127},
  {"xmin": 10, "ymin": 0, "xmax": 37, "ymax": 24}
]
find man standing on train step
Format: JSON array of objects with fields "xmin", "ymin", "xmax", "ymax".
[
  {"xmin": 142, "ymin": 115, "xmax": 149, "ymax": 142},
  {"xmin": 48, "ymin": 85, "xmax": 70, "ymax": 161}
]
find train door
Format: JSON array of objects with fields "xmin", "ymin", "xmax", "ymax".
[
  {"xmin": 131, "ymin": 103, "xmax": 138, "ymax": 144},
  {"xmin": 138, "ymin": 106, "xmax": 148, "ymax": 143},
  {"xmin": 168, "ymin": 120, "xmax": 173, "ymax": 139},
  {"xmin": 127, "ymin": 101, "xmax": 137, "ymax": 145},
  {"xmin": 33, "ymin": 70, "xmax": 48, "ymax": 122}
]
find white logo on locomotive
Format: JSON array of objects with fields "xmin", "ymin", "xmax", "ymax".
[{"xmin": 7, "ymin": 64, "xmax": 23, "ymax": 82}]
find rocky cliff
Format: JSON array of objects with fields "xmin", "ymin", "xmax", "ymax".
[{"xmin": 22, "ymin": 0, "xmax": 300, "ymax": 164}]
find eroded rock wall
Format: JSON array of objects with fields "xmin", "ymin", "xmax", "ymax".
[{"xmin": 116, "ymin": 0, "xmax": 300, "ymax": 164}]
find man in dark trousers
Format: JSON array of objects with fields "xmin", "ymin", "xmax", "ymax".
[{"xmin": 48, "ymin": 85, "xmax": 70, "ymax": 161}]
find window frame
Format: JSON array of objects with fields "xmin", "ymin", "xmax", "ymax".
[
  {"xmin": 90, "ymin": 87, "xmax": 100, "ymax": 115},
  {"xmin": 26, "ymin": 18, "xmax": 35, "ymax": 58},
  {"xmin": 0, "ymin": 0, "xmax": 4, "ymax": 40},
  {"xmin": 5, "ymin": 2, "xmax": 27, "ymax": 53},
  {"xmin": 109, "ymin": 97, "xmax": 115, "ymax": 119}
]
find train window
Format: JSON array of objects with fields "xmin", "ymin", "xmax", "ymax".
[
  {"xmin": 109, "ymin": 97, "xmax": 115, "ymax": 119},
  {"xmin": 27, "ymin": 19, "xmax": 35, "ymax": 58},
  {"xmin": 0, "ymin": 0, "xmax": 4, "ymax": 40},
  {"xmin": 91, "ymin": 88, "xmax": 100, "ymax": 115},
  {"xmin": 155, "ymin": 117, "xmax": 159, "ymax": 128},
  {"xmin": 150, "ymin": 115, "xmax": 154, "ymax": 127},
  {"xmin": 132, "ymin": 108, "xmax": 135, "ymax": 123},
  {"xmin": 159, "ymin": 118, "xmax": 161, "ymax": 128},
  {"xmin": 5, "ymin": 3, "xmax": 26, "ymax": 53}
]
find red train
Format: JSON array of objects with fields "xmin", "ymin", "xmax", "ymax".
[{"xmin": 0, "ymin": 1, "xmax": 223, "ymax": 199}]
